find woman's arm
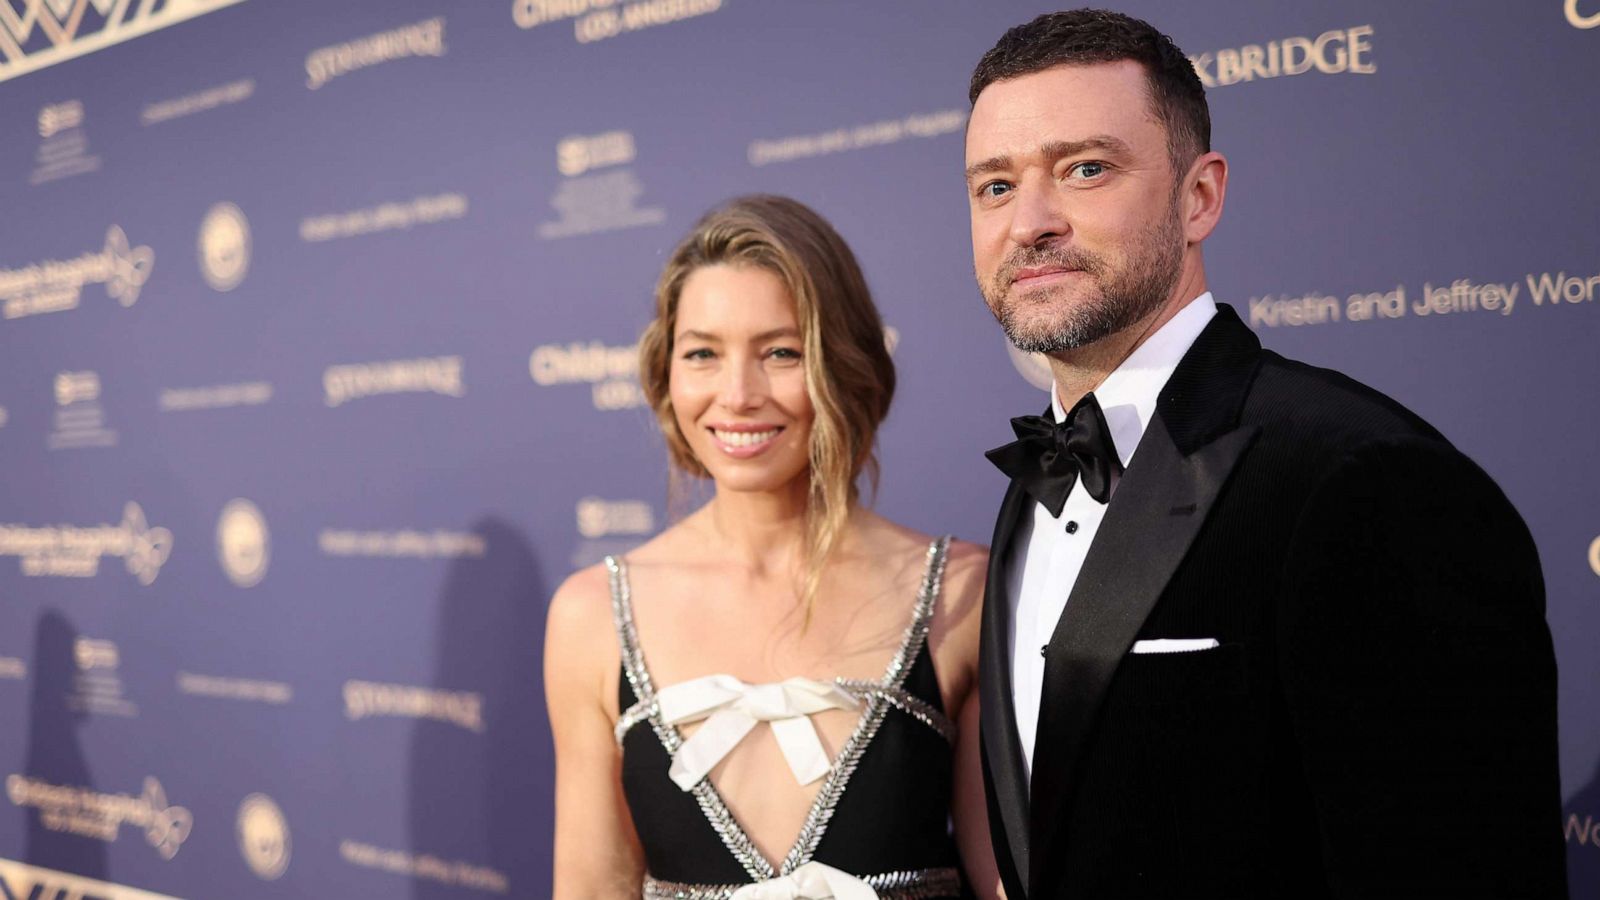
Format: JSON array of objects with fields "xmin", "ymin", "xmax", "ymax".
[{"xmin": 546, "ymin": 566, "xmax": 644, "ymax": 899}]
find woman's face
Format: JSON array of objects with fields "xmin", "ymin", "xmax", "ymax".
[{"xmin": 669, "ymin": 263, "xmax": 814, "ymax": 495}]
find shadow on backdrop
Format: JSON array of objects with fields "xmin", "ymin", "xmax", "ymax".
[
  {"xmin": 22, "ymin": 609, "xmax": 108, "ymax": 881},
  {"xmin": 407, "ymin": 517, "xmax": 550, "ymax": 899}
]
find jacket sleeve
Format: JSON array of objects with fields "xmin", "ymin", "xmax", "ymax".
[{"xmin": 1275, "ymin": 435, "xmax": 1567, "ymax": 898}]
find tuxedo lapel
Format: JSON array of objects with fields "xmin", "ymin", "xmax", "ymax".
[
  {"xmin": 1025, "ymin": 304, "xmax": 1263, "ymax": 893},
  {"xmin": 979, "ymin": 478, "xmax": 1033, "ymax": 895}
]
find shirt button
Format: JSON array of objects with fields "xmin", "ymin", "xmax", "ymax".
[
  {"xmin": 1040, "ymin": 645, "xmax": 1049, "ymax": 657},
  {"xmin": 1065, "ymin": 521, "xmax": 1079, "ymax": 534}
]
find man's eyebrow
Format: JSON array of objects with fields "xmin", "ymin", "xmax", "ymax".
[{"xmin": 964, "ymin": 135, "xmax": 1135, "ymax": 182}]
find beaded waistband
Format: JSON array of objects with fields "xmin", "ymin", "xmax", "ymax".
[{"xmin": 642, "ymin": 867, "xmax": 962, "ymax": 899}]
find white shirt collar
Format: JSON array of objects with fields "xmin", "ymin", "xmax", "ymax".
[{"xmin": 1050, "ymin": 292, "xmax": 1218, "ymax": 468}]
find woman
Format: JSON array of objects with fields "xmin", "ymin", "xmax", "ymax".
[{"xmin": 546, "ymin": 195, "xmax": 998, "ymax": 898}]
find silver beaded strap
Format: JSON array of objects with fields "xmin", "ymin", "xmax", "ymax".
[
  {"xmin": 834, "ymin": 679, "xmax": 957, "ymax": 745},
  {"xmin": 642, "ymin": 866, "xmax": 963, "ymax": 900}
]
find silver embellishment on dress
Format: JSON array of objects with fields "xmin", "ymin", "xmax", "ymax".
[
  {"xmin": 779, "ymin": 537, "xmax": 951, "ymax": 875},
  {"xmin": 608, "ymin": 556, "xmax": 776, "ymax": 880},
  {"xmin": 642, "ymin": 867, "xmax": 963, "ymax": 900},
  {"xmin": 615, "ymin": 698, "xmax": 655, "ymax": 745},
  {"xmin": 609, "ymin": 537, "xmax": 954, "ymax": 884},
  {"xmin": 834, "ymin": 679, "xmax": 957, "ymax": 745}
]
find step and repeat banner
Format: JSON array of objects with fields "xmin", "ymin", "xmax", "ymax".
[{"xmin": 0, "ymin": 1, "xmax": 1596, "ymax": 896}]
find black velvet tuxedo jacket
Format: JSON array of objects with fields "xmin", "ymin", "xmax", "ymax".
[{"xmin": 979, "ymin": 305, "xmax": 1566, "ymax": 899}]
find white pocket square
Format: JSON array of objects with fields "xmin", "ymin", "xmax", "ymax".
[{"xmin": 1130, "ymin": 638, "xmax": 1220, "ymax": 654}]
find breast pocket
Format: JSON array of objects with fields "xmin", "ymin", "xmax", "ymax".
[{"xmin": 1111, "ymin": 641, "xmax": 1248, "ymax": 707}]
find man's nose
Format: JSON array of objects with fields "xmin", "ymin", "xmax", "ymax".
[{"xmin": 1008, "ymin": 176, "xmax": 1070, "ymax": 248}]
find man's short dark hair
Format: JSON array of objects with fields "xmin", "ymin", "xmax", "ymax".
[{"xmin": 969, "ymin": 9, "xmax": 1210, "ymax": 177}]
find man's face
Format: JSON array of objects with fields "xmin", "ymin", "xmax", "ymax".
[{"xmin": 966, "ymin": 61, "xmax": 1186, "ymax": 354}]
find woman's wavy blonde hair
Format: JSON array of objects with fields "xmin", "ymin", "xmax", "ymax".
[{"xmin": 639, "ymin": 195, "xmax": 895, "ymax": 616}]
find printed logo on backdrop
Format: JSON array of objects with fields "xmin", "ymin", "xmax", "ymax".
[
  {"xmin": 199, "ymin": 202, "xmax": 250, "ymax": 291},
  {"xmin": 160, "ymin": 379, "xmax": 273, "ymax": 413},
  {"xmin": 0, "ymin": 226, "xmax": 153, "ymax": 320},
  {"xmin": 49, "ymin": 369, "xmax": 117, "ymax": 449},
  {"xmin": 301, "ymin": 192, "xmax": 467, "ymax": 242},
  {"xmin": 305, "ymin": 17, "xmax": 445, "ymax": 90},
  {"xmin": 0, "ymin": 503, "xmax": 172, "ymax": 583},
  {"xmin": 177, "ymin": 670, "xmax": 292, "ymax": 705},
  {"xmin": 70, "ymin": 636, "xmax": 136, "ymax": 717},
  {"xmin": 0, "ymin": 655, "xmax": 25, "ymax": 680},
  {"xmin": 531, "ymin": 340, "xmax": 644, "ymax": 410},
  {"xmin": 31, "ymin": 99, "xmax": 100, "ymax": 185},
  {"xmin": 538, "ymin": 131, "xmax": 665, "ymax": 239},
  {"xmin": 341, "ymin": 840, "xmax": 509, "ymax": 894},
  {"xmin": 319, "ymin": 526, "xmax": 485, "ymax": 559},
  {"xmin": 0, "ymin": 404, "xmax": 8, "ymax": 428},
  {"xmin": 238, "ymin": 794, "xmax": 290, "ymax": 880},
  {"xmin": 344, "ymin": 680, "xmax": 485, "ymax": 733},
  {"xmin": 749, "ymin": 109, "xmax": 965, "ymax": 168},
  {"xmin": 1188, "ymin": 26, "xmax": 1374, "ymax": 89},
  {"xmin": 6, "ymin": 775, "xmax": 192, "ymax": 859},
  {"xmin": 0, "ymin": 0, "xmax": 245, "ymax": 84},
  {"xmin": 323, "ymin": 355, "xmax": 464, "ymax": 407},
  {"xmin": 143, "ymin": 77, "xmax": 255, "ymax": 126},
  {"xmin": 1247, "ymin": 269, "xmax": 1600, "ymax": 330},
  {"xmin": 217, "ymin": 498, "xmax": 269, "ymax": 587},
  {"xmin": 0, "ymin": 859, "xmax": 184, "ymax": 900},
  {"xmin": 572, "ymin": 497, "xmax": 654, "ymax": 568},
  {"xmin": 514, "ymin": 0, "xmax": 723, "ymax": 45},
  {"xmin": 1568, "ymin": 0, "xmax": 1600, "ymax": 28}
]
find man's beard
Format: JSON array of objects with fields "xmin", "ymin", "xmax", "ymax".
[{"xmin": 983, "ymin": 209, "xmax": 1185, "ymax": 355}]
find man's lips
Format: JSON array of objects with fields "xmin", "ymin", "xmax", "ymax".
[{"xmin": 1011, "ymin": 265, "xmax": 1081, "ymax": 286}]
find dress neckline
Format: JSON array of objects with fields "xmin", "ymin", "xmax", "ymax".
[{"xmin": 606, "ymin": 536, "xmax": 951, "ymax": 880}]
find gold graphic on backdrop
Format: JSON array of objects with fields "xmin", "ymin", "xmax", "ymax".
[
  {"xmin": 0, "ymin": 226, "xmax": 153, "ymax": 319},
  {"xmin": 300, "ymin": 192, "xmax": 467, "ymax": 242},
  {"xmin": 529, "ymin": 341, "xmax": 644, "ymax": 410},
  {"xmin": 538, "ymin": 131, "xmax": 664, "ymax": 239},
  {"xmin": 0, "ymin": 502, "xmax": 173, "ymax": 584},
  {"xmin": 199, "ymin": 202, "xmax": 250, "ymax": 291},
  {"xmin": 0, "ymin": 0, "xmax": 246, "ymax": 84},
  {"xmin": 748, "ymin": 108, "xmax": 965, "ymax": 167},
  {"xmin": 340, "ymin": 840, "xmax": 509, "ymax": 893},
  {"xmin": 1188, "ymin": 26, "xmax": 1375, "ymax": 89},
  {"xmin": 71, "ymin": 636, "xmax": 136, "ymax": 717},
  {"xmin": 6, "ymin": 775, "xmax": 192, "ymax": 859},
  {"xmin": 238, "ymin": 794, "xmax": 290, "ymax": 880},
  {"xmin": 514, "ymin": 0, "xmax": 722, "ymax": 46},
  {"xmin": 305, "ymin": 16, "xmax": 445, "ymax": 90},
  {"xmin": 323, "ymin": 356, "xmax": 464, "ymax": 407},
  {"xmin": 0, "ymin": 858, "xmax": 185, "ymax": 900},
  {"xmin": 343, "ymin": 680, "xmax": 485, "ymax": 732},
  {"xmin": 217, "ymin": 498, "xmax": 269, "ymax": 587},
  {"xmin": 0, "ymin": 405, "xmax": 8, "ymax": 428},
  {"xmin": 32, "ymin": 99, "xmax": 100, "ymax": 184},
  {"xmin": 1568, "ymin": 0, "xmax": 1600, "ymax": 28}
]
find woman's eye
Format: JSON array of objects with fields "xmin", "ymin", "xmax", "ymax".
[
  {"xmin": 681, "ymin": 348, "xmax": 714, "ymax": 361},
  {"xmin": 768, "ymin": 347, "xmax": 802, "ymax": 361}
]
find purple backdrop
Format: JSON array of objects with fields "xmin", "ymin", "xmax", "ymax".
[{"xmin": 0, "ymin": 1, "xmax": 1596, "ymax": 896}]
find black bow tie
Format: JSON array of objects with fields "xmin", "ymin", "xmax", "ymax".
[{"xmin": 985, "ymin": 393, "xmax": 1123, "ymax": 516}]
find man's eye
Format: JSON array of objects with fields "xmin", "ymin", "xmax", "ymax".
[
  {"xmin": 979, "ymin": 181, "xmax": 1013, "ymax": 199},
  {"xmin": 1070, "ymin": 162, "xmax": 1108, "ymax": 180}
]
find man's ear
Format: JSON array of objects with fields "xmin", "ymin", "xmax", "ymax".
[{"xmin": 1182, "ymin": 151, "xmax": 1228, "ymax": 244}]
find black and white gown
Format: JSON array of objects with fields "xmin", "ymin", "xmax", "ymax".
[{"xmin": 607, "ymin": 536, "xmax": 968, "ymax": 899}]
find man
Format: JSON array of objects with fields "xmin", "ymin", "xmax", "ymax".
[{"xmin": 966, "ymin": 10, "xmax": 1566, "ymax": 898}]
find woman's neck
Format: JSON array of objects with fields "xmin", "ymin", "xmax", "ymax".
[{"xmin": 702, "ymin": 479, "xmax": 813, "ymax": 578}]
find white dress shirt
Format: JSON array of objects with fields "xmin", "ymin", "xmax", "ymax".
[{"xmin": 1006, "ymin": 292, "xmax": 1217, "ymax": 783}]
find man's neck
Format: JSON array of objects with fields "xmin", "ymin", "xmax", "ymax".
[{"xmin": 1048, "ymin": 266, "xmax": 1208, "ymax": 410}]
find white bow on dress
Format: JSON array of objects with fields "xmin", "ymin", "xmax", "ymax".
[
  {"xmin": 729, "ymin": 861, "xmax": 879, "ymax": 900},
  {"xmin": 656, "ymin": 674, "xmax": 859, "ymax": 791}
]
